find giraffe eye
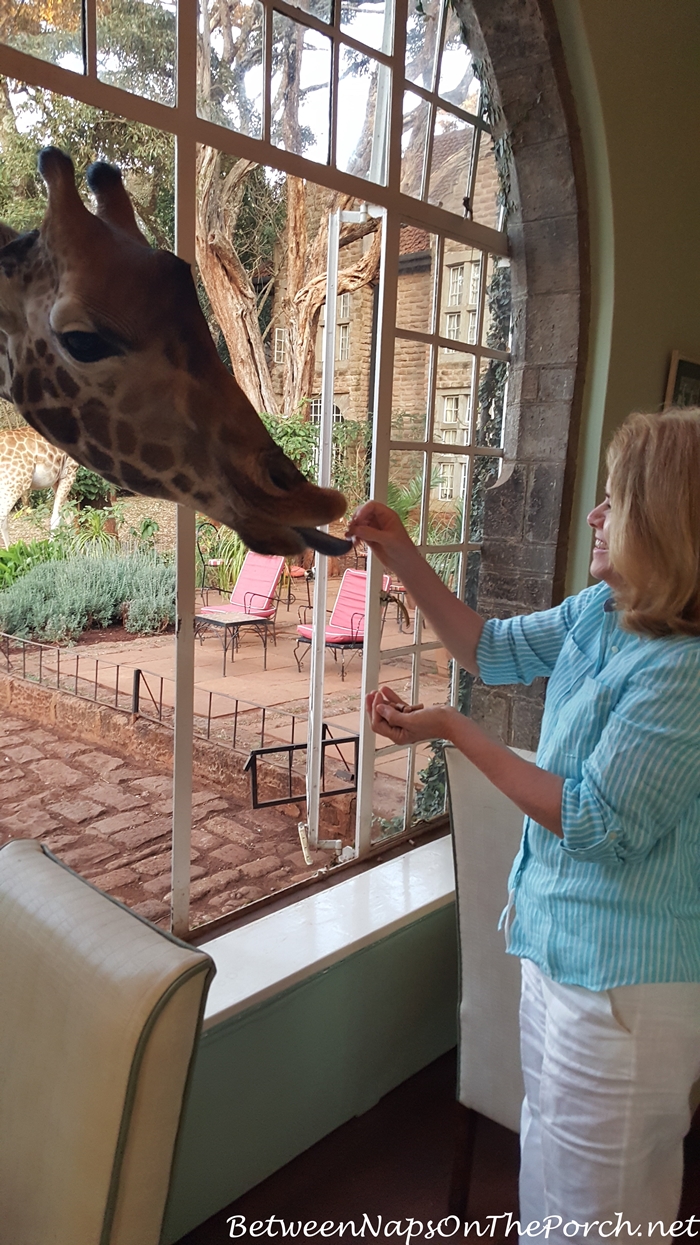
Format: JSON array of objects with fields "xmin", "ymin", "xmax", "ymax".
[{"xmin": 59, "ymin": 331, "xmax": 122, "ymax": 363}]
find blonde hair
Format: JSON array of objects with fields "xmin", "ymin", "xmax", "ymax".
[{"xmin": 606, "ymin": 408, "xmax": 700, "ymax": 637}]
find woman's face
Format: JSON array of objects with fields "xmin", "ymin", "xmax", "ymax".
[{"xmin": 587, "ymin": 479, "xmax": 622, "ymax": 587}]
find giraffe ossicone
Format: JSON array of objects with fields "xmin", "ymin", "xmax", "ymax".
[{"xmin": 0, "ymin": 147, "xmax": 350, "ymax": 557}]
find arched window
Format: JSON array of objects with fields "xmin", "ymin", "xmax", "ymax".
[{"xmin": 0, "ymin": 0, "xmax": 583, "ymax": 932}]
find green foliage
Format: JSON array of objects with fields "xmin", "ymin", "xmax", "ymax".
[
  {"xmin": 0, "ymin": 539, "xmax": 56, "ymax": 589},
  {"xmin": 71, "ymin": 467, "xmax": 113, "ymax": 506},
  {"xmin": 127, "ymin": 516, "xmax": 160, "ymax": 552},
  {"xmin": 0, "ymin": 79, "xmax": 174, "ymax": 249},
  {"xmin": 386, "ymin": 473, "xmax": 424, "ymax": 526},
  {"xmin": 0, "ymin": 552, "xmax": 175, "ymax": 642},
  {"xmin": 476, "ymin": 262, "xmax": 511, "ymax": 448},
  {"xmin": 330, "ymin": 418, "xmax": 371, "ymax": 512},
  {"xmin": 196, "ymin": 522, "xmax": 247, "ymax": 594},
  {"xmin": 261, "ymin": 409, "xmax": 320, "ymax": 482}
]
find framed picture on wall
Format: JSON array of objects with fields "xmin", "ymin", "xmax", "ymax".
[{"xmin": 664, "ymin": 351, "xmax": 700, "ymax": 409}]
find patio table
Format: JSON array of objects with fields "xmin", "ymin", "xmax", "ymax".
[{"xmin": 194, "ymin": 609, "xmax": 275, "ymax": 675}]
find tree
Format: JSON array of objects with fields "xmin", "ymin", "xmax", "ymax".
[
  {"xmin": 196, "ymin": 0, "xmax": 383, "ymax": 415},
  {"xmin": 1, "ymin": 0, "xmax": 386, "ymax": 421}
]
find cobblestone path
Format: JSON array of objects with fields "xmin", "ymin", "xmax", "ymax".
[{"xmin": 0, "ymin": 713, "xmax": 335, "ymax": 930}]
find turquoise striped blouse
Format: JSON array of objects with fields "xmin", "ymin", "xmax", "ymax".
[{"xmin": 476, "ymin": 581, "xmax": 700, "ymax": 989}]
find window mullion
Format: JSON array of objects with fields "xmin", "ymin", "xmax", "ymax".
[{"xmin": 170, "ymin": 0, "xmax": 198, "ymax": 940}]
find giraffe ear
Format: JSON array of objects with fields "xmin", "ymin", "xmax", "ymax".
[
  {"xmin": 86, "ymin": 161, "xmax": 150, "ymax": 246},
  {"xmin": 0, "ymin": 231, "xmax": 39, "ymax": 333}
]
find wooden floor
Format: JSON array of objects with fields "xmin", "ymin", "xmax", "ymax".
[{"xmin": 176, "ymin": 1048, "xmax": 700, "ymax": 1244}]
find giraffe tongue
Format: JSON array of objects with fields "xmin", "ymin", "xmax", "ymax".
[{"xmin": 294, "ymin": 527, "xmax": 354, "ymax": 557}]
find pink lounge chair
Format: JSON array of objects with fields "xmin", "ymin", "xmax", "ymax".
[
  {"xmin": 195, "ymin": 551, "xmax": 284, "ymax": 673},
  {"xmin": 294, "ymin": 568, "xmax": 391, "ymax": 681}
]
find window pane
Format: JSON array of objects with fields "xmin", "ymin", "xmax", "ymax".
[
  {"xmin": 198, "ymin": 0, "xmax": 264, "ymax": 137},
  {"xmin": 471, "ymin": 133, "xmax": 502, "ymax": 230},
  {"xmin": 469, "ymin": 455, "xmax": 500, "ymax": 541},
  {"xmin": 481, "ymin": 254, "xmax": 512, "ymax": 350},
  {"xmin": 427, "ymin": 452, "xmax": 467, "ymax": 545},
  {"xmin": 340, "ymin": 0, "xmax": 391, "ymax": 54},
  {"xmin": 0, "ymin": 0, "xmax": 82, "ymax": 69},
  {"xmin": 388, "ymin": 450, "xmax": 425, "ymax": 542},
  {"xmin": 337, "ymin": 48, "xmax": 389, "ymax": 184},
  {"xmin": 286, "ymin": 0, "xmax": 333, "ymax": 22},
  {"xmin": 396, "ymin": 225, "xmax": 435, "ymax": 333},
  {"xmin": 400, "ymin": 91, "xmax": 430, "ymax": 199},
  {"xmin": 428, "ymin": 109, "xmax": 474, "ymax": 212},
  {"xmin": 474, "ymin": 356, "xmax": 508, "ymax": 449},
  {"xmin": 97, "ymin": 0, "xmax": 175, "ymax": 105},
  {"xmin": 271, "ymin": 14, "xmax": 331, "ymax": 163},
  {"xmin": 371, "ymin": 743, "xmax": 411, "ymax": 841},
  {"xmin": 438, "ymin": 5, "xmax": 480, "ymax": 115},
  {"xmin": 391, "ymin": 339, "xmax": 431, "ymax": 442},
  {"xmin": 405, "ymin": 0, "xmax": 440, "ymax": 92}
]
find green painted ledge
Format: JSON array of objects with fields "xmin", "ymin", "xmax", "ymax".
[{"xmin": 163, "ymin": 902, "xmax": 458, "ymax": 1242}]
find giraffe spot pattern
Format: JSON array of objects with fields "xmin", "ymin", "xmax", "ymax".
[
  {"xmin": 36, "ymin": 339, "xmax": 47, "ymax": 357},
  {"xmin": 80, "ymin": 399, "xmax": 111, "ymax": 448},
  {"xmin": 24, "ymin": 346, "xmax": 35, "ymax": 365},
  {"xmin": 141, "ymin": 442, "xmax": 174, "ymax": 471},
  {"xmin": 11, "ymin": 373, "xmax": 23, "ymax": 405},
  {"xmin": 171, "ymin": 472, "xmax": 193, "ymax": 494},
  {"xmin": 86, "ymin": 444, "xmax": 114, "ymax": 474},
  {"xmin": 26, "ymin": 368, "xmax": 43, "ymax": 405},
  {"xmin": 37, "ymin": 407, "xmax": 80, "ymax": 445},
  {"xmin": 55, "ymin": 366, "xmax": 80, "ymax": 400},
  {"xmin": 116, "ymin": 421, "xmax": 137, "ymax": 456},
  {"xmin": 119, "ymin": 462, "xmax": 161, "ymax": 493},
  {"xmin": 42, "ymin": 376, "xmax": 58, "ymax": 398}
]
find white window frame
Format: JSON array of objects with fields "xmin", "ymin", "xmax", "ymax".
[
  {"xmin": 273, "ymin": 326, "xmax": 286, "ymax": 364},
  {"xmin": 445, "ymin": 311, "xmax": 461, "ymax": 340},
  {"xmin": 0, "ymin": 0, "xmax": 509, "ymax": 934},
  {"xmin": 469, "ymin": 258, "xmax": 481, "ymax": 305},
  {"xmin": 443, "ymin": 394, "xmax": 460, "ymax": 422},
  {"xmin": 338, "ymin": 292, "xmax": 350, "ymax": 321},
  {"xmin": 447, "ymin": 263, "xmax": 464, "ymax": 306},
  {"xmin": 437, "ymin": 461, "xmax": 455, "ymax": 500},
  {"xmin": 337, "ymin": 321, "xmax": 350, "ymax": 361}
]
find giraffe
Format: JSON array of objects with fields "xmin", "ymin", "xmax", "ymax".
[
  {"xmin": 0, "ymin": 148, "xmax": 349, "ymax": 558},
  {"xmin": 0, "ymin": 426, "xmax": 79, "ymax": 548}
]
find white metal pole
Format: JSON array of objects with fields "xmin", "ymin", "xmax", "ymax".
[
  {"xmin": 304, "ymin": 209, "xmax": 340, "ymax": 851},
  {"xmin": 354, "ymin": 208, "xmax": 399, "ymax": 857},
  {"xmin": 171, "ymin": 0, "xmax": 197, "ymax": 938}
]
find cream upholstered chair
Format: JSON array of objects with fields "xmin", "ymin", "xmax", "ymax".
[
  {"xmin": 444, "ymin": 744, "xmax": 533, "ymax": 1216},
  {"xmin": 0, "ymin": 839, "xmax": 215, "ymax": 1245}
]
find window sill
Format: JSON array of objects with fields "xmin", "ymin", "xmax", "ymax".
[{"xmin": 201, "ymin": 834, "xmax": 455, "ymax": 1031}]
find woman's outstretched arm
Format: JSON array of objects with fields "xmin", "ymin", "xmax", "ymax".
[{"xmin": 346, "ymin": 500, "xmax": 485, "ymax": 676}]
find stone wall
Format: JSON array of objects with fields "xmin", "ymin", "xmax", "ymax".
[{"xmin": 456, "ymin": 0, "xmax": 589, "ymax": 749}]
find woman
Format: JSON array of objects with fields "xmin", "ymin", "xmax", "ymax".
[{"xmin": 346, "ymin": 409, "xmax": 700, "ymax": 1238}]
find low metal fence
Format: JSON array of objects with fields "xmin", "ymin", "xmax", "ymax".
[{"xmin": 0, "ymin": 631, "xmax": 301, "ymax": 755}]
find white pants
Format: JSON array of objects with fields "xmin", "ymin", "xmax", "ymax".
[{"xmin": 519, "ymin": 959, "xmax": 700, "ymax": 1244}]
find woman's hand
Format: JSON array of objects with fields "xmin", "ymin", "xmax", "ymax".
[
  {"xmin": 346, "ymin": 502, "xmax": 418, "ymax": 575},
  {"xmin": 366, "ymin": 686, "xmax": 453, "ymax": 747}
]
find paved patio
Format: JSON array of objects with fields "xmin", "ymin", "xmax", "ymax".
[{"xmin": 0, "ymin": 573, "xmax": 451, "ymax": 929}]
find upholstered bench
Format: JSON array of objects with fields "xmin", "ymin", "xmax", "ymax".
[{"xmin": 0, "ymin": 838, "xmax": 215, "ymax": 1245}]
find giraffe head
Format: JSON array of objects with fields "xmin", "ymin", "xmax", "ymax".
[{"xmin": 0, "ymin": 148, "xmax": 348, "ymax": 556}]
